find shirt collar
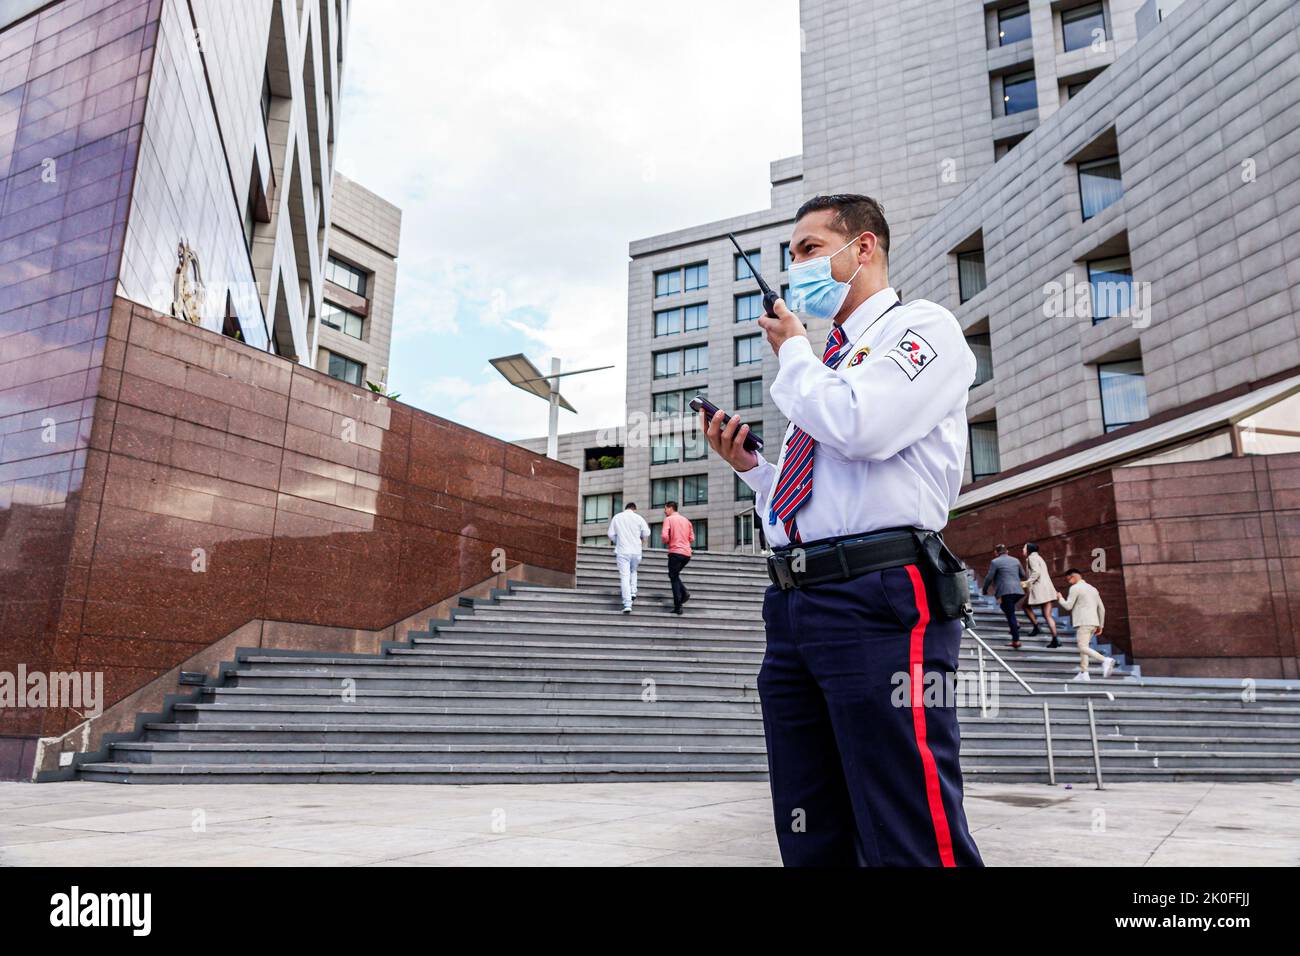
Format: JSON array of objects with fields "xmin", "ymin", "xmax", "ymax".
[{"xmin": 836, "ymin": 286, "xmax": 900, "ymax": 342}]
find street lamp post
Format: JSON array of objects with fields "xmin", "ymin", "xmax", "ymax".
[{"xmin": 489, "ymin": 353, "xmax": 614, "ymax": 460}]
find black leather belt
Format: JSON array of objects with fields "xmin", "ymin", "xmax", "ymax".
[{"xmin": 766, "ymin": 527, "xmax": 924, "ymax": 590}]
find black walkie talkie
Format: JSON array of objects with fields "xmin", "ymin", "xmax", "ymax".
[{"xmin": 727, "ymin": 232, "xmax": 779, "ymax": 318}]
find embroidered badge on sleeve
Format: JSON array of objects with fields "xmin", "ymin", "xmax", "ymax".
[
  {"xmin": 846, "ymin": 346, "xmax": 871, "ymax": 367},
  {"xmin": 885, "ymin": 329, "xmax": 937, "ymax": 380}
]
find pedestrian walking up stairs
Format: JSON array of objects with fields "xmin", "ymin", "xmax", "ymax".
[{"xmin": 73, "ymin": 545, "xmax": 1300, "ymax": 784}]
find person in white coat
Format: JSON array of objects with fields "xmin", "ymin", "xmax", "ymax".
[
  {"xmin": 1020, "ymin": 542, "xmax": 1059, "ymax": 647},
  {"xmin": 606, "ymin": 502, "xmax": 651, "ymax": 613}
]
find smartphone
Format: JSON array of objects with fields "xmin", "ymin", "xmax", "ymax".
[{"xmin": 689, "ymin": 395, "xmax": 764, "ymax": 453}]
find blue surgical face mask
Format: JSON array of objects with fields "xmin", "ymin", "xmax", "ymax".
[{"xmin": 786, "ymin": 237, "xmax": 863, "ymax": 320}]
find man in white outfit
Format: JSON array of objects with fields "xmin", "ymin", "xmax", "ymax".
[
  {"xmin": 1056, "ymin": 568, "xmax": 1116, "ymax": 680},
  {"xmin": 607, "ymin": 502, "xmax": 651, "ymax": 613}
]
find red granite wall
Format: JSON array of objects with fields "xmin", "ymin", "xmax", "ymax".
[
  {"xmin": 945, "ymin": 468, "xmax": 1130, "ymax": 653},
  {"xmin": 0, "ymin": 0, "xmax": 161, "ymax": 779},
  {"xmin": 0, "ymin": 300, "xmax": 578, "ymax": 776},
  {"xmin": 948, "ymin": 454, "xmax": 1300, "ymax": 677},
  {"xmin": 1113, "ymin": 454, "xmax": 1300, "ymax": 678}
]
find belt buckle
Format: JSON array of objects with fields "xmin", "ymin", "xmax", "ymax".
[{"xmin": 768, "ymin": 552, "xmax": 797, "ymax": 590}]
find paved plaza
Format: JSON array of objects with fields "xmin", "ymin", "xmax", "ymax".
[{"xmin": 1, "ymin": 780, "xmax": 1297, "ymax": 867}]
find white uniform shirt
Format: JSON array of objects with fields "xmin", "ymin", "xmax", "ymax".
[
  {"xmin": 736, "ymin": 287, "xmax": 975, "ymax": 549},
  {"xmin": 607, "ymin": 509, "xmax": 652, "ymax": 556}
]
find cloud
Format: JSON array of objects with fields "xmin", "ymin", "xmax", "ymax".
[{"xmin": 334, "ymin": 0, "xmax": 802, "ymax": 440}]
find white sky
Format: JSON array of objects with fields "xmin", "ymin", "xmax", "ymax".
[{"xmin": 335, "ymin": 0, "xmax": 802, "ymax": 441}]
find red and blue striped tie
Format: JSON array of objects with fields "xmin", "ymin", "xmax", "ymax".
[{"xmin": 769, "ymin": 324, "xmax": 849, "ymax": 541}]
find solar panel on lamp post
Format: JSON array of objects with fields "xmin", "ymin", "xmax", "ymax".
[{"xmin": 488, "ymin": 353, "xmax": 614, "ymax": 460}]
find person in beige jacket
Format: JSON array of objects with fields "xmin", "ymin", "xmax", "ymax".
[
  {"xmin": 1019, "ymin": 543, "xmax": 1059, "ymax": 646},
  {"xmin": 1056, "ymin": 569, "xmax": 1116, "ymax": 680}
]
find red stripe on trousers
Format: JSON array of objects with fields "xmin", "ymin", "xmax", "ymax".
[{"xmin": 904, "ymin": 563, "xmax": 956, "ymax": 867}]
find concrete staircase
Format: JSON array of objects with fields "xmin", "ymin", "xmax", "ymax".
[{"xmin": 75, "ymin": 545, "xmax": 1300, "ymax": 784}]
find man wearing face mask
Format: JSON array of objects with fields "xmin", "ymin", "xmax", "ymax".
[{"xmin": 701, "ymin": 194, "xmax": 983, "ymax": 867}]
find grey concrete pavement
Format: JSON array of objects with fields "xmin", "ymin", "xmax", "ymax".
[{"xmin": 1, "ymin": 780, "xmax": 1298, "ymax": 866}]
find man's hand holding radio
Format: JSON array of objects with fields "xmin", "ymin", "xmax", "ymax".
[
  {"xmin": 702, "ymin": 409, "xmax": 760, "ymax": 473},
  {"xmin": 758, "ymin": 297, "xmax": 807, "ymax": 355}
]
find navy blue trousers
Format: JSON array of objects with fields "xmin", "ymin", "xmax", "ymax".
[{"xmin": 757, "ymin": 563, "xmax": 983, "ymax": 867}]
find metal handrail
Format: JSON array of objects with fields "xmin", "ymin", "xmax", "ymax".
[
  {"xmin": 734, "ymin": 503, "xmax": 768, "ymax": 556},
  {"xmin": 965, "ymin": 620, "xmax": 1112, "ymax": 790}
]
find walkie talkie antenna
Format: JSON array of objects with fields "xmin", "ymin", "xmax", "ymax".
[{"xmin": 726, "ymin": 232, "xmax": 779, "ymax": 317}]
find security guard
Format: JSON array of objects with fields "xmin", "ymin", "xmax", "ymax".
[{"xmin": 702, "ymin": 194, "xmax": 983, "ymax": 867}]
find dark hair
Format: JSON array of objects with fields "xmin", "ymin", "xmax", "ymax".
[
  {"xmin": 1025, "ymin": 542, "xmax": 1039, "ymax": 553},
  {"xmin": 624, "ymin": 502, "xmax": 637, "ymax": 510},
  {"xmin": 995, "ymin": 544, "xmax": 1007, "ymax": 554},
  {"xmin": 1064, "ymin": 567, "xmax": 1082, "ymax": 577},
  {"xmin": 795, "ymin": 194, "xmax": 890, "ymax": 259},
  {"xmin": 665, "ymin": 501, "xmax": 678, "ymax": 511}
]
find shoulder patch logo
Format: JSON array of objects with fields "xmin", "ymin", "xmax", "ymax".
[
  {"xmin": 846, "ymin": 346, "xmax": 871, "ymax": 367},
  {"xmin": 886, "ymin": 329, "xmax": 937, "ymax": 380}
]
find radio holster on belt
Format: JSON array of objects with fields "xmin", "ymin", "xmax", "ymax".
[{"xmin": 910, "ymin": 529, "xmax": 973, "ymax": 624}]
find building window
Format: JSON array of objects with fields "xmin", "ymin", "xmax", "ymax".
[
  {"xmin": 325, "ymin": 256, "xmax": 368, "ymax": 297},
  {"xmin": 326, "ymin": 350, "xmax": 364, "ymax": 386},
  {"xmin": 1003, "ymin": 70, "xmax": 1037, "ymax": 115},
  {"xmin": 1066, "ymin": 79, "xmax": 1090, "ymax": 98},
  {"xmin": 995, "ymin": 133, "xmax": 1029, "ymax": 161},
  {"xmin": 683, "ymin": 428, "xmax": 708, "ymax": 461},
  {"xmin": 583, "ymin": 445, "xmax": 624, "ymax": 471},
  {"xmin": 656, "ymin": 263, "xmax": 707, "ymax": 297},
  {"xmin": 1062, "ymin": 1, "xmax": 1106, "ymax": 52},
  {"xmin": 735, "ymin": 474, "xmax": 755, "ymax": 501},
  {"xmin": 735, "ymin": 512, "xmax": 755, "ymax": 547},
  {"xmin": 654, "ymin": 268, "xmax": 682, "ymax": 298},
  {"xmin": 652, "ymin": 433, "xmax": 683, "ymax": 466},
  {"xmin": 682, "ymin": 474, "xmax": 708, "ymax": 505},
  {"xmin": 735, "ymin": 250, "xmax": 761, "ymax": 282},
  {"xmin": 735, "ymin": 377, "xmax": 763, "ymax": 409},
  {"xmin": 653, "ymin": 349, "xmax": 682, "ymax": 379},
  {"xmin": 967, "ymin": 333, "xmax": 992, "ymax": 387},
  {"xmin": 582, "ymin": 492, "xmax": 623, "ymax": 524},
  {"xmin": 781, "ymin": 242, "xmax": 792, "ymax": 271},
  {"xmin": 969, "ymin": 421, "xmax": 1001, "ymax": 480},
  {"xmin": 684, "ymin": 262, "xmax": 708, "ymax": 291},
  {"xmin": 650, "ymin": 477, "xmax": 679, "ymax": 507},
  {"xmin": 1078, "ymin": 156, "xmax": 1123, "ymax": 220},
  {"xmin": 736, "ymin": 292, "xmax": 763, "ymax": 323},
  {"xmin": 261, "ymin": 68, "xmax": 272, "ymax": 126},
  {"xmin": 654, "ymin": 308, "xmax": 682, "ymax": 337},
  {"xmin": 581, "ymin": 534, "xmax": 608, "ymax": 547},
  {"xmin": 653, "ymin": 391, "xmax": 682, "ymax": 420},
  {"xmin": 322, "ymin": 303, "xmax": 364, "ymax": 339},
  {"xmin": 735, "ymin": 333, "xmax": 763, "ymax": 366},
  {"xmin": 683, "ymin": 302, "xmax": 708, "ymax": 332},
  {"xmin": 647, "ymin": 522, "xmax": 663, "ymax": 547},
  {"xmin": 684, "ymin": 344, "xmax": 708, "ymax": 376},
  {"xmin": 693, "ymin": 519, "xmax": 709, "ymax": 550},
  {"xmin": 1087, "ymin": 255, "xmax": 1133, "ymax": 323},
  {"xmin": 1098, "ymin": 360, "xmax": 1149, "ymax": 432},
  {"xmin": 998, "ymin": 3, "xmax": 1031, "ymax": 45},
  {"xmin": 957, "ymin": 250, "xmax": 986, "ymax": 302}
]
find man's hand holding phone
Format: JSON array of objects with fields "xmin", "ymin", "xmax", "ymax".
[{"xmin": 702, "ymin": 409, "xmax": 760, "ymax": 473}]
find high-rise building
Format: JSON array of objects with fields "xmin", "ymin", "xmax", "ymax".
[
  {"xmin": 531, "ymin": 0, "xmax": 1300, "ymax": 674},
  {"xmin": 0, "ymin": 0, "xmax": 511, "ymax": 784},
  {"xmin": 316, "ymin": 172, "xmax": 402, "ymax": 391}
]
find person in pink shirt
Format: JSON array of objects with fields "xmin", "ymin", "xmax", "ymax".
[{"xmin": 660, "ymin": 501, "xmax": 694, "ymax": 615}]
